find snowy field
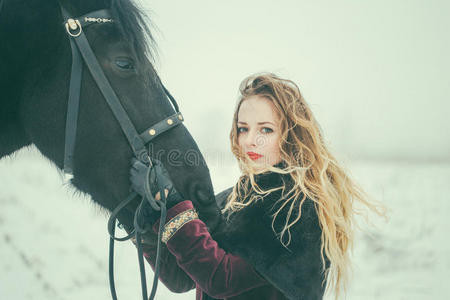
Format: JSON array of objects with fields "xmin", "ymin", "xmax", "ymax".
[
  {"xmin": 0, "ymin": 147, "xmax": 449, "ymax": 300},
  {"xmin": 2, "ymin": 0, "xmax": 449, "ymax": 299}
]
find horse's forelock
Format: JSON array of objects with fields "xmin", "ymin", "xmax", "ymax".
[
  {"xmin": 110, "ymin": 0, "xmax": 157, "ymax": 63},
  {"xmin": 63, "ymin": 0, "xmax": 156, "ymax": 63}
]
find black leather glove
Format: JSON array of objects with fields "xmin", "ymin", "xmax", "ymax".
[{"xmin": 130, "ymin": 158, "xmax": 184, "ymax": 210}]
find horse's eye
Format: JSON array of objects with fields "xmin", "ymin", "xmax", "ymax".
[{"xmin": 114, "ymin": 59, "xmax": 134, "ymax": 70}]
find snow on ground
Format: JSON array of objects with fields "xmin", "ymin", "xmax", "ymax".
[{"xmin": 0, "ymin": 147, "xmax": 449, "ymax": 300}]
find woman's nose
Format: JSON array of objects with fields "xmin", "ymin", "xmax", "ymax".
[{"xmin": 245, "ymin": 130, "xmax": 258, "ymax": 148}]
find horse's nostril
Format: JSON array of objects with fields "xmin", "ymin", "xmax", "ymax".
[
  {"xmin": 187, "ymin": 181, "xmax": 221, "ymax": 231},
  {"xmin": 189, "ymin": 182, "xmax": 213, "ymax": 205},
  {"xmin": 196, "ymin": 188, "xmax": 210, "ymax": 204}
]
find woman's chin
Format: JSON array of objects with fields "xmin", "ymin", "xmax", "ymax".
[{"xmin": 248, "ymin": 160, "xmax": 272, "ymax": 173}]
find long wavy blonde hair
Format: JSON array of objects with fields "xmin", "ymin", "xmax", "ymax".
[{"xmin": 224, "ymin": 73, "xmax": 387, "ymax": 299}]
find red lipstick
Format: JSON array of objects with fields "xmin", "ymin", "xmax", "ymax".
[{"xmin": 247, "ymin": 151, "xmax": 263, "ymax": 161}]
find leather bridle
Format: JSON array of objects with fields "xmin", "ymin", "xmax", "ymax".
[{"xmin": 59, "ymin": 4, "xmax": 181, "ymax": 300}]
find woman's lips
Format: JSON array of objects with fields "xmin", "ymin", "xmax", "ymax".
[{"xmin": 247, "ymin": 152, "xmax": 263, "ymax": 160}]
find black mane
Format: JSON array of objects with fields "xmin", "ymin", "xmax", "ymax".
[
  {"xmin": 0, "ymin": 0, "xmax": 157, "ymax": 62},
  {"xmin": 109, "ymin": 0, "xmax": 157, "ymax": 62},
  {"xmin": 70, "ymin": 0, "xmax": 157, "ymax": 62}
]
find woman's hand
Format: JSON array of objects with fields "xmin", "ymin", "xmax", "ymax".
[
  {"xmin": 130, "ymin": 158, "xmax": 185, "ymax": 209},
  {"xmin": 154, "ymin": 189, "xmax": 169, "ymax": 201}
]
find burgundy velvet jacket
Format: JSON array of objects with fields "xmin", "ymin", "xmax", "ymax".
[
  {"xmin": 145, "ymin": 200, "xmax": 287, "ymax": 300},
  {"xmin": 140, "ymin": 171, "xmax": 329, "ymax": 300}
]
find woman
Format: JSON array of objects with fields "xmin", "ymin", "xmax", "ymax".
[{"xmin": 130, "ymin": 73, "xmax": 385, "ymax": 299}]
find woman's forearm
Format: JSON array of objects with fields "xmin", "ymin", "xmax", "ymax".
[{"xmin": 153, "ymin": 201, "xmax": 269, "ymax": 298}]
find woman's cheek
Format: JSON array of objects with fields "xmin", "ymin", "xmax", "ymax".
[
  {"xmin": 271, "ymin": 135, "xmax": 282, "ymax": 160},
  {"xmin": 270, "ymin": 135, "xmax": 279, "ymax": 151}
]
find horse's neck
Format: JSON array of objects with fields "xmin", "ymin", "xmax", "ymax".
[
  {"xmin": 3, "ymin": 0, "xmax": 63, "ymax": 69},
  {"xmin": 0, "ymin": 0, "xmax": 64, "ymax": 158},
  {"xmin": 0, "ymin": 0, "xmax": 112, "ymax": 159},
  {"xmin": 1, "ymin": 0, "xmax": 109, "ymax": 91}
]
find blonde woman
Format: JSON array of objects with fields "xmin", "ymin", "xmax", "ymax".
[{"xmin": 130, "ymin": 73, "xmax": 385, "ymax": 299}]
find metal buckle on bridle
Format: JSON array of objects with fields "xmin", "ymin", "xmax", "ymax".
[
  {"xmin": 65, "ymin": 18, "xmax": 82, "ymax": 37},
  {"xmin": 63, "ymin": 172, "xmax": 74, "ymax": 184}
]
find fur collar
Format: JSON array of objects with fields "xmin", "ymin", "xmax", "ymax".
[{"xmin": 214, "ymin": 171, "xmax": 329, "ymax": 300}]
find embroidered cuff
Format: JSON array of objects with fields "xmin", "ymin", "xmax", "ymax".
[{"xmin": 162, "ymin": 208, "xmax": 199, "ymax": 243}]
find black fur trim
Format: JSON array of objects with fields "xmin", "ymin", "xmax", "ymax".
[{"xmin": 214, "ymin": 171, "xmax": 329, "ymax": 300}]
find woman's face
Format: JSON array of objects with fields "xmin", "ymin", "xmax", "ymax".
[{"xmin": 237, "ymin": 95, "xmax": 282, "ymax": 169}]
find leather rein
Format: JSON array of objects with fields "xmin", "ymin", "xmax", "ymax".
[{"xmin": 59, "ymin": 4, "xmax": 181, "ymax": 300}]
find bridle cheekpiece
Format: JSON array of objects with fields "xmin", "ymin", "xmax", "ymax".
[{"xmin": 59, "ymin": 3, "xmax": 183, "ymax": 300}]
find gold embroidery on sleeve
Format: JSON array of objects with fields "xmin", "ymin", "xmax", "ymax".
[{"xmin": 162, "ymin": 208, "xmax": 199, "ymax": 243}]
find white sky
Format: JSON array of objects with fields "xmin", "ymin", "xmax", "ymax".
[{"xmin": 140, "ymin": 0, "xmax": 450, "ymax": 163}]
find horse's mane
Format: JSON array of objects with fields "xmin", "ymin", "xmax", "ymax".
[
  {"xmin": 61, "ymin": 0, "xmax": 157, "ymax": 62},
  {"xmin": 109, "ymin": 0, "xmax": 157, "ymax": 62},
  {"xmin": 0, "ymin": 0, "xmax": 156, "ymax": 62}
]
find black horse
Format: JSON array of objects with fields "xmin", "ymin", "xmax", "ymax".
[{"xmin": 0, "ymin": 0, "xmax": 221, "ymax": 237}]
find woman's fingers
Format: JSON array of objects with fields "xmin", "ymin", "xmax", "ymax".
[
  {"xmin": 130, "ymin": 168, "xmax": 139, "ymax": 178},
  {"xmin": 154, "ymin": 189, "xmax": 169, "ymax": 201},
  {"xmin": 131, "ymin": 158, "xmax": 140, "ymax": 168}
]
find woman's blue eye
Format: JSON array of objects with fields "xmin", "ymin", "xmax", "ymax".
[
  {"xmin": 261, "ymin": 127, "xmax": 273, "ymax": 134},
  {"xmin": 115, "ymin": 59, "xmax": 134, "ymax": 70},
  {"xmin": 237, "ymin": 127, "xmax": 247, "ymax": 134}
]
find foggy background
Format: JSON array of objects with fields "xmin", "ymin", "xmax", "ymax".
[
  {"xmin": 150, "ymin": 0, "xmax": 450, "ymax": 164},
  {"xmin": 1, "ymin": 0, "xmax": 449, "ymax": 299}
]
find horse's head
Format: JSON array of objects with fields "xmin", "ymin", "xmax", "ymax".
[{"xmin": 16, "ymin": 0, "xmax": 220, "ymax": 230}]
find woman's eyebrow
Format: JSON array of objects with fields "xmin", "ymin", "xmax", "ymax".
[{"xmin": 237, "ymin": 121, "xmax": 275, "ymax": 125}]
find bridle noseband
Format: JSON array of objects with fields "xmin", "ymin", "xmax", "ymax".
[{"xmin": 59, "ymin": 4, "xmax": 182, "ymax": 300}]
